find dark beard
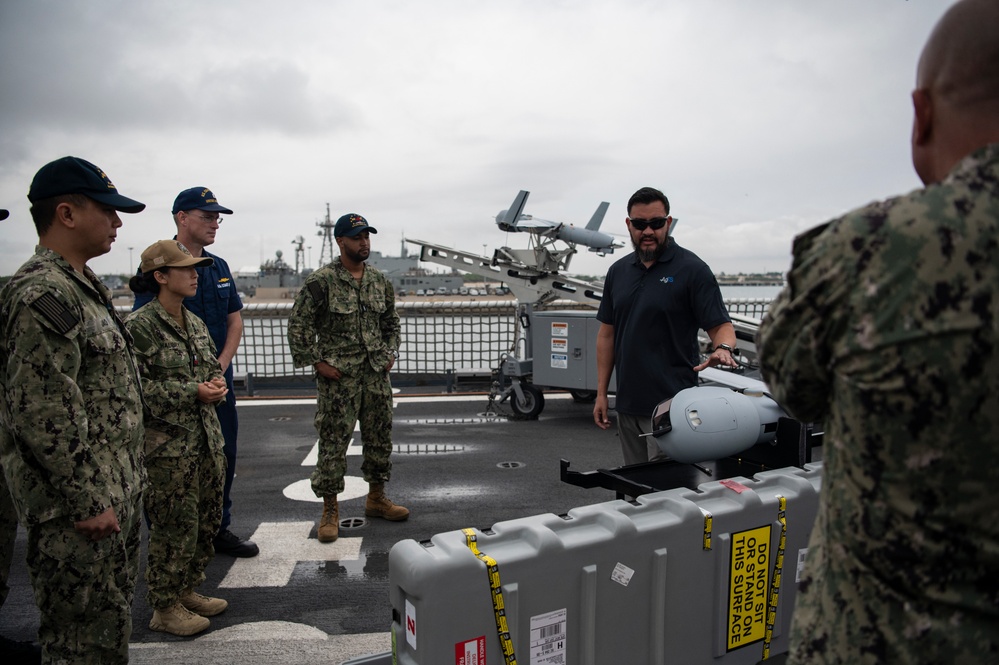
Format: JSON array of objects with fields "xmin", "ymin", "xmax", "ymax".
[
  {"xmin": 342, "ymin": 245, "xmax": 370, "ymax": 263},
  {"xmin": 633, "ymin": 236, "xmax": 667, "ymax": 263}
]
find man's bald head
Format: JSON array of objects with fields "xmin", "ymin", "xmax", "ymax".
[
  {"xmin": 911, "ymin": 0, "xmax": 999, "ymax": 184},
  {"xmin": 918, "ymin": 0, "xmax": 999, "ymax": 108}
]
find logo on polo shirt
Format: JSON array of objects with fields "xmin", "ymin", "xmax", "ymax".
[{"xmin": 660, "ymin": 276, "xmax": 674, "ymax": 285}]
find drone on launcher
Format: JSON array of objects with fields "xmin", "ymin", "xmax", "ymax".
[
  {"xmin": 408, "ymin": 189, "xmax": 624, "ymax": 306},
  {"xmin": 495, "ymin": 190, "xmax": 623, "ymax": 260}
]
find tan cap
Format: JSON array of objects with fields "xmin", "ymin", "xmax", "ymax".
[{"xmin": 140, "ymin": 240, "xmax": 214, "ymax": 273}]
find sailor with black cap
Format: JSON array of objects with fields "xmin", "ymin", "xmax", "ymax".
[
  {"xmin": 0, "ymin": 204, "xmax": 43, "ymax": 661},
  {"xmin": 0, "ymin": 156, "xmax": 146, "ymax": 662},
  {"xmin": 288, "ymin": 212, "xmax": 408, "ymax": 544}
]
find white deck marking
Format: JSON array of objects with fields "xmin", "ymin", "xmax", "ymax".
[
  {"xmin": 129, "ymin": 623, "xmax": 391, "ymax": 663},
  {"xmin": 283, "ymin": 476, "xmax": 368, "ymax": 503},
  {"xmin": 282, "ymin": 391, "xmax": 570, "ymax": 504},
  {"xmin": 219, "ymin": 522, "xmax": 362, "ymax": 588},
  {"xmin": 302, "ymin": 423, "xmax": 362, "ymax": 466},
  {"xmin": 289, "ymin": 428, "xmax": 367, "ymax": 504}
]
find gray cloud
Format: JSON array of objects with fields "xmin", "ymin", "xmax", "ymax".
[
  {"xmin": 0, "ymin": 2, "xmax": 355, "ymax": 140},
  {"xmin": 0, "ymin": 0, "xmax": 957, "ymax": 278}
]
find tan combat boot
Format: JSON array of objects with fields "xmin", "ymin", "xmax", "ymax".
[
  {"xmin": 180, "ymin": 588, "xmax": 228, "ymax": 617},
  {"xmin": 318, "ymin": 495, "xmax": 339, "ymax": 542},
  {"xmin": 149, "ymin": 601, "xmax": 210, "ymax": 636},
  {"xmin": 365, "ymin": 483, "xmax": 410, "ymax": 521}
]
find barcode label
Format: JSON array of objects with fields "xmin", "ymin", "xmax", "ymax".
[{"xmin": 530, "ymin": 608, "xmax": 567, "ymax": 664}]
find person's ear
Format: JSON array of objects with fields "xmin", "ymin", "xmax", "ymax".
[
  {"xmin": 53, "ymin": 201, "xmax": 77, "ymax": 229},
  {"xmin": 911, "ymin": 87, "xmax": 933, "ymax": 146}
]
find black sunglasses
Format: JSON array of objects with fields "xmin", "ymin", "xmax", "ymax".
[{"xmin": 629, "ymin": 216, "xmax": 669, "ymax": 231}]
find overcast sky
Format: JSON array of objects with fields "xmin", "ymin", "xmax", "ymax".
[{"xmin": 0, "ymin": 0, "xmax": 955, "ymax": 279}]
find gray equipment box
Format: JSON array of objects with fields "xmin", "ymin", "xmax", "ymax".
[
  {"xmin": 386, "ymin": 464, "xmax": 821, "ymax": 664},
  {"xmin": 529, "ymin": 310, "xmax": 614, "ymax": 393}
]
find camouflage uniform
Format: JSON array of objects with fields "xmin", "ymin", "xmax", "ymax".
[
  {"xmin": 287, "ymin": 258, "xmax": 401, "ymax": 497},
  {"xmin": 125, "ymin": 300, "xmax": 226, "ymax": 611},
  {"xmin": 0, "ymin": 458, "xmax": 16, "ymax": 609},
  {"xmin": 758, "ymin": 143, "xmax": 999, "ymax": 663},
  {"xmin": 0, "ymin": 246, "xmax": 145, "ymax": 664}
]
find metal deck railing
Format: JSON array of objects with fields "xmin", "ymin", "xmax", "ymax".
[{"xmin": 118, "ymin": 298, "xmax": 773, "ymax": 385}]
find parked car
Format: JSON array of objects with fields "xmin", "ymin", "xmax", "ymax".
[{"xmin": 416, "ymin": 289, "xmax": 426, "ymax": 296}]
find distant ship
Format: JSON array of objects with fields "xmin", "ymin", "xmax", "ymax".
[{"xmin": 234, "ymin": 237, "xmax": 466, "ymax": 299}]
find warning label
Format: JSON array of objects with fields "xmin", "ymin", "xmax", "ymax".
[
  {"xmin": 551, "ymin": 338, "xmax": 567, "ymax": 353},
  {"xmin": 550, "ymin": 354, "xmax": 568, "ymax": 369},
  {"xmin": 727, "ymin": 525, "xmax": 771, "ymax": 651},
  {"xmin": 550, "ymin": 322, "xmax": 568, "ymax": 337},
  {"xmin": 454, "ymin": 635, "xmax": 485, "ymax": 665}
]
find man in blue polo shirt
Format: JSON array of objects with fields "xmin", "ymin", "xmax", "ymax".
[
  {"xmin": 133, "ymin": 187, "xmax": 258, "ymax": 558},
  {"xmin": 594, "ymin": 186, "xmax": 739, "ymax": 465}
]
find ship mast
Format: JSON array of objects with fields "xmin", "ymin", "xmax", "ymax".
[
  {"xmin": 292, "ymin": 235, "xmax": 305, "ymax": 275},
  {"xmin": 316, "ymin": 203, "xmax": 336, "ymax": 267}
]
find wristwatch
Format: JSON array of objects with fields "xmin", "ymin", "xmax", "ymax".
[{"xmin": 714, "ymin": 343, "xmax": 738, "ymax": 356}]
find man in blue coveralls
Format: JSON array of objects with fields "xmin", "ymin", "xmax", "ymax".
[{"xmin": 133, "ymin": 187, "xmax": 258, "ymax": 558}]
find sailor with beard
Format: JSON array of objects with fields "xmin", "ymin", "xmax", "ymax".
[
  {"xmin": 593, "ymin": 186, "xmax": 737, "ymax": 465},
  {"xmin": 288, "ymin": 213, "xmax": 407, "ymax": 544}
]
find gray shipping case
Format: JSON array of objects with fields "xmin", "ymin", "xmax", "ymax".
[{"xmin": 388, "ymin": 464, "xmax": 821, "ymax": 664}]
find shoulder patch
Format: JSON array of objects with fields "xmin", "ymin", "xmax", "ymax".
[
  {"xmin": 30, "ymin": 292, "xmax": 79, "ymax": 335},
  {"xmin": 124, "ymin": 314, "xmax": 154, "ymax": 353},
  {"xmin": 307, "ymin": 280, "xmax": 325, "ymax": 306}
]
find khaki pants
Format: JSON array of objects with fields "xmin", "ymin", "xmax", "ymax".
[{"xmin": 616, "ymin": 412, "xmax": 668, "ymax": 466}]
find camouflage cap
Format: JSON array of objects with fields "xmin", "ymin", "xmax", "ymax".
[{"xmin": 140, "ymin": 239, "xmax": 214, "ymax": 273}]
